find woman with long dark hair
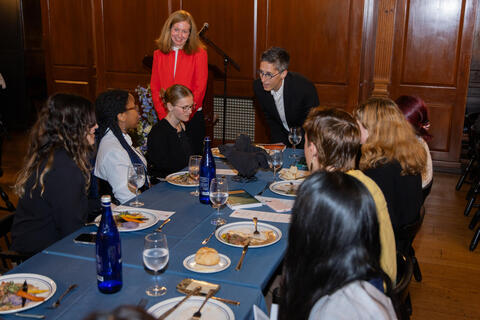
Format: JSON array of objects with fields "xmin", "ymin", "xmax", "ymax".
[
  {"xmin": 150, "ymin": 10, "xmax": 207, "ymax": 154},
  {"xmin": 94, "ymin": 90, "xmax": 147, "ymax": 204},
  {"xmin": 12, "ymin": 93, "xmax": 98, "ymax": 254},
  {"xmin": 280, "ymin": 172, "xmax": 396, "ymax": 319}
]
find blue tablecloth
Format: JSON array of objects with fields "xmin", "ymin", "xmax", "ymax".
[{"xmin": 4, "ymin": 148, "xmax": 302, "ymax": 319}]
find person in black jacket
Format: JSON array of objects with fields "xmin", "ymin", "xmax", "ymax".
[
  {"xmin": 11, "ymin": 93, "xmax": 98, "ymax": 254},
  {"xmin": 147, "ymin": 84, "xmax": 195, "ymax": 179},
  {"xmin": 253, "ymin": 47, "xmax": 319, "ymax": 147}
]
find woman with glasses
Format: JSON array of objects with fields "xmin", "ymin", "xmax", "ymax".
[
  {"xmin": 95, "ymin": 90, "xmax": 147, "ymax": 204},
  {"xmin": 151, "ymin": 10, "xmax": 207, "ymax": 154},
  {"xmin": 147, "ymin": 84, "xmax": 194, "ymax": 180}
]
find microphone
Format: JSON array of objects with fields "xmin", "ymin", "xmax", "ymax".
[{"xmin": 198, "ymin": 22, "xmax": 209, "ymax": 37}]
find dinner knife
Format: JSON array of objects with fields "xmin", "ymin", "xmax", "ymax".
[
  {"xmin": 157, "ymin": 286, "xmax": 201, "ymax": 320},
  {"xmin": 21, "ymin": 280, "xmax": 27, "ymax": 307},
  {"xmin": 235, "ymin": 241, "xmax": 250, "ymax": 271}
]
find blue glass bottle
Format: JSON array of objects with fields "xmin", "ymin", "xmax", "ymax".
[
  {"xmin": 96, "ymin": 195, "xmax": 122, "ymax": 293},
  {"xmin": 199, "ymin": 137, "xmax": 216, "ymax": 204}
]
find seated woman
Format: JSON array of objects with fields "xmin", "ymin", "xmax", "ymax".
[
  {"xmin": 95, "ymin": 90, "xmax": 147, "ymax": 204},
  {"xmin": 147, "ymin": 84, "xmax": 194, "ymax": 179},
  {"xmin": 303, "ymin": 107, "xmax": 396, "ymax": 284},
  {"xmin": 11, "ymin": 93, "xmax": 98, "ymax": 254},
  {"xmin": 279, "ymin": 172, "xmax": 396, "ymax": 319},
  {"xmin": 355, "ymin": 97, "xmax": 426, "ymax": 253},
  {"xmin": 395, "ymin": 95, "xmax": 433, "ymax": 197}
]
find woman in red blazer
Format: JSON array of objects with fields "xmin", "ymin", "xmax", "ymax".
[{"xmin": 151, "ymin": 10, "xmax": 208, "ymax": 154}]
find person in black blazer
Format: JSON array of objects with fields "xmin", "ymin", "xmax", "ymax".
[{"xmin": 253, "ymin": 47, "xmax": 319, "ymax": 147}]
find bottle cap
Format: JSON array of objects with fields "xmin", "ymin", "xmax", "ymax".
[{"xmin": 101, "ymin": 195, "xmax": 112, "ymax": 203}]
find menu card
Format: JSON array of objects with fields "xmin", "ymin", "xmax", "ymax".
[
  {"xmin": 230, "ymin": 209, "xmax": 291, "ymax": 223},
  {"xmin": 114, "ymin": 205, "xmax": 175, "ymax": 220},
  {"xmin": 255, "ymin": 196, "xmax": 294, "ymax": 212}
]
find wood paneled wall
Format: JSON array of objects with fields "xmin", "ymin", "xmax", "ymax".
[{"xmin": 40, "ymin": 0, "xmax": 478, "ymax": 167}]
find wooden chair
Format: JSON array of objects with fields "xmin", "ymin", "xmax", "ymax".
[
  {"xmin": 397, "ymin": 206, "xmax": 425, "ymax": 282},
  {"xmin": 0, "ymin": 212, "xmax": 31, "ymax": 273},
  {"xmin": 391, "ymin": 252, "xmax": 414, "ymax": 320}
]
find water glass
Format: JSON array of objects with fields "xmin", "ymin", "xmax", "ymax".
[
  {"xmin": 288, "ymin": 127, "xmax": 302, "ymax": 162},
  {"xmin": 189, "ymin": 155, "xmax": 202, "ymax": 196},
  {"xmin": 268, "ymin": 150, "xmax": 284, "ymax": 181},
  {"xmin": 143, "ymin": 232, "xmax": 169, "ymax": 296},
  {"xmin": 210, "ymin": 177, "xmax": 228, "ymax": 225},
  {"xmin": 128, "ymin": 164, "xmax": 145, "ymax": 207}
]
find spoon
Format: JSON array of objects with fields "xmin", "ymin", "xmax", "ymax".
[{"xmin": 202, "ymin": 220, "xmax": 226, "ymax": 245}]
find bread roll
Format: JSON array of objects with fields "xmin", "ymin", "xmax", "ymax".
[{"xmin": 195, "ymin": 247, "xmax": 220, "ymax": 266}]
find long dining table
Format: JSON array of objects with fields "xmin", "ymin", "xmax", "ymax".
[{"xmin": 2, "ymin": 148, "xmax": 301, "ymax": 320}]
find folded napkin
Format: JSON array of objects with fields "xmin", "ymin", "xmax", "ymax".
[
  {"xmin": 255, "ymin": 196, "xmax": 294, "ymax": 212},
  {"xmin": 218, "ymin": 135, "xmax": 269, "ymax": 178}
]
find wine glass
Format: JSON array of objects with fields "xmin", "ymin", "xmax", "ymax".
[
  {"xmin": 188, "ymin": 155, "xmax": 202, "ymax": 196},
  {"xmin": 128, "ymin": 164, "xmax": 146, "ymax": 207},
  {"xmin": 143, "ymin": 232, "xmax": 169, "ymax": 296},
  {"xmin": 268, "ymin": 150, "xmax": 284, "ymax": 181},
  {"xmin": 288, "ymin": 127, "xmax": 302, "ymax": 163},
  {"xmin": 210, "ymin": 177, "xmax": 228, "ymax": 226}
]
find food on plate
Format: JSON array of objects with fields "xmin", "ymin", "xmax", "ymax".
[
  {"xmin": 211, "ymin": 148, "xmax": 225, "ymax": 158},
  {"xmin": 256, "ymin": 143, "xmax": 286, "ymax": 151},
  {"xmin": 194, "ymin": 247, "xmax": 220, "ymax": 266},
  {"xmin": 114, "ymin": 211, "xmax": 148, "ymax": 229},
  {"xmin": 272, "ymin": 182, "xmax": 300, "ymax": 195},
  {"xmin": 279, "ymin": 166, "xmax": 309, "ymax": 180},
  {"xmin": 0, "ymin": 281, "xmax": 46, "ymax": 311},
  {"xmin": 221, "ymin": 230, "xmax": 276, "ymax": 246},
  {"xmin": 167, "ymin": 173, "xmax": 197, "ymax": 185}
]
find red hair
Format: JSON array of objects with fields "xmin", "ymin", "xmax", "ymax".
[{"xmin": 395, "ymin": 95, "xmax": 432, "ymax": 141}]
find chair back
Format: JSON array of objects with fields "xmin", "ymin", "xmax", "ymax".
[
  {"xmin": 97, "ymin": 178, "xmax": 120, "ymax": 206},
  {"xmin": 0, "ymin": 212, "xmax": 14, "ymax": 250},
  {"xmin": 391, "ymin": 252, "xmax": 413, "ymax": 319},
  {"xmin": 0, "ymin": 212, "xmax": 31, "ymax": 273}
]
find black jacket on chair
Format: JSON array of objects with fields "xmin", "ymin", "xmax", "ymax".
[{"xmin": 253, "ymin": 71, "xmax": 319, "ymax": 147}]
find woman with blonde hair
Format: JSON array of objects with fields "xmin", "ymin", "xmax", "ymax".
[
  {"xmin": 11, "ymin": 93, "xmax": 98, "ymax": 254},
  {"xmin": 355, "ymin": 97, "xmax": 426, "ymax": 252},
  {"xmin": 150, "ymin": 10, "xmax": 207, "ymax": 154}
]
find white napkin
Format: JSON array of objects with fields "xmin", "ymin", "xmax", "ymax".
[
  {"xmin": 216, "ymin": 168, "xmax": 238, "ymax": 175},
  {"xmin": 253, "ymin": 304, "xmax": 278, "ymax": 320},
  {"xmin": 230, "ymin": 209, "xmax": 291, "ymax": 223},
  {"xmin": 255, "ymin": 196, "xmax": 294, "ymax": 212},
  {"xmin": 114, "ymin": 205, "xmax": 175, "ymax": 220}
]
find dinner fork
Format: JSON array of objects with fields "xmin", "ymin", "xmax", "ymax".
[
  {"xmin": 155, "ymin": 218, "xmax": 171, "ymax": 232},
  {"xmin": 191, "ymin": 289, "xmax": 215, "ymax": 320},
  {"xmin": 48, "ymin": 284, "xmax": 77, "ymax": 309}
]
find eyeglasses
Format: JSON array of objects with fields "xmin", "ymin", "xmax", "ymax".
[
  {"xmin": 257, "ymin": 70, "xmax": 284, "ymax": 80},
  {"xmin": 174, "ymin": 103, "xmax": 196, "ymax": 112}
]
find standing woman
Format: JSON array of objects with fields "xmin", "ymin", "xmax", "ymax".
[
  {"xmin": 95, "ymin": 90, "xmax": 147, "ymax": 204},
  {"xmin": 395, "ymin": 95, "xmax": 433, "ymax": 197},
  {"xmin": 147, "ymin": 84, "xmax": 194, "ymax": 179},
  {"xmin": 151, "ymin": 10, "xmax": 208, "ymax": 154},
  {"xmin": 12, "ymin": 93, "xmax": 98, "ymax": 254}
]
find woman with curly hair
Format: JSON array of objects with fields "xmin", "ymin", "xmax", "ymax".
[
  {"xmin": 11, "ymin": 93, "xmax": 98, "ymax": 254},
  {"xmin": 94, "ymin": 90, "xmax": 147, "ymax": 204},
  {"xmin": 150, "ymin": 10, "xmax": 207, "ymax": 154},
  {"xmin": 280, "ymin": 172, "xmax": 396, "ymax": 319},
  {"xmin": 395, "ymin": 95, "xmax": 433, "ymax": 194},
  {"xmin": 354, "ymin": 97, "xmax": 426, "ymax": 252}
]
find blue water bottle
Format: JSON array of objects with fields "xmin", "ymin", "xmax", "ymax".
[
  {"xmin": 96, "ymin": 195, "xmax": 122, "ymax": 293},
  {"xmin": 199, "ymin": 137, "xmax": 216, "ymax": 204}
]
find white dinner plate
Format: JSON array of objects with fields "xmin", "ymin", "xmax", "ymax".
[
  {"xmin": 183, "ymin": 253, "xmax": 231, "ymax": 273},
  {"xmin": 215, "ymin": 221, "xmax": 282, "ymax": 248},
  {"xmin": 147, "ymin": 295, "xmax": 235, "ymax": 320},
  {"xmin": 278, "ymin": 169, "xmax": 309, "ymax": 181},
  {"xmin": 94, "ymin": 209, "xmax": 159, "ymax": 232},
  {"xmin": 166, "ymin": 171, "xmax": 199, "ymax": 187},
  {"xmin": 269, "ymin": 180, "xmax": 302, "ymax": 197},
  {"xmin": 0, "ymin": 273, "xmax": 56, "ymax": 314},
  {"xmin": 211, "ymin": 147, "xmax": 226, "ymax": 159}
]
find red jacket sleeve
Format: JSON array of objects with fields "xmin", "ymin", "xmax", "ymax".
[
  {"xmin": 192, "ymin": 48, "xmax": 208, "ymax": 114},
  {"xmin": 150, "ymin": 50, "xmax": 167, "ymax": 120}
]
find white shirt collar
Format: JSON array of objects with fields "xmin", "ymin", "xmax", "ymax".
[{"xmin": 270, "ymin": 79, "xmax": 285, "ymax": 98}]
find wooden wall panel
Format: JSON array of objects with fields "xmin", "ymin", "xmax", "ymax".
[{"xmin": 390, "ymin": 0, "xmax": 478, "ymax": 165}]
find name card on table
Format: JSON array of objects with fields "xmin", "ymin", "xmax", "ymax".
[
  {"xmin": 114, "ymin": 205, "xmax": 175, "ymax": 220},
  {"xmin": 230, "ymin": 209, "xmax": 291, "ymax": 223},
  {"xmin": 255, "ymin": 196, "xmax": 294, "ymax": 213}
]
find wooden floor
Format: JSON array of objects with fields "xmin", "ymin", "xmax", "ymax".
[{"xmin": 1, "ymin": 131, "xmax": 479, "ymax": 319}]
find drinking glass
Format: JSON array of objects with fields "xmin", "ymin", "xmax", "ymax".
[
  {"xmin": 210, "ymin": 177, "xmax": 228, "ymax": 225},
  {"xmin": 288, "ymin": 127, "xmax": 302, "ymax": 163},
  {"xmin": 268, "ymin": 150, "xmax": 284, "ymax": 181},
  {"xmin": 188, "ymin": 155, "xmax": 202, "ymax": 196},
  {"xmin": 128, "ymin": 164, "xmax": 146, "ymax": 207},
  {"xmin": 143, "ymin": 232, "xmax": 169, "ymax": 296}
]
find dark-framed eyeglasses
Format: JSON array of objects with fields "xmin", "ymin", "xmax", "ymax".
[
  {"xmin": 174, "ymin": 103, "xmax": 196, "ymax": 112},
  {"xmin": 257, "ymin": 69, "xmax": 284, "ymax": 80}
]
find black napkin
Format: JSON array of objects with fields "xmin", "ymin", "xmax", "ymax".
[{"xmin": 218, "ymin": 135, "xmax": 269, "ymax": 178}]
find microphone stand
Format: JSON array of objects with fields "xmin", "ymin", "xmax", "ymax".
[{"xmin": 200, "ymin": 34, "xmax": 240, "ymax": 144}]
